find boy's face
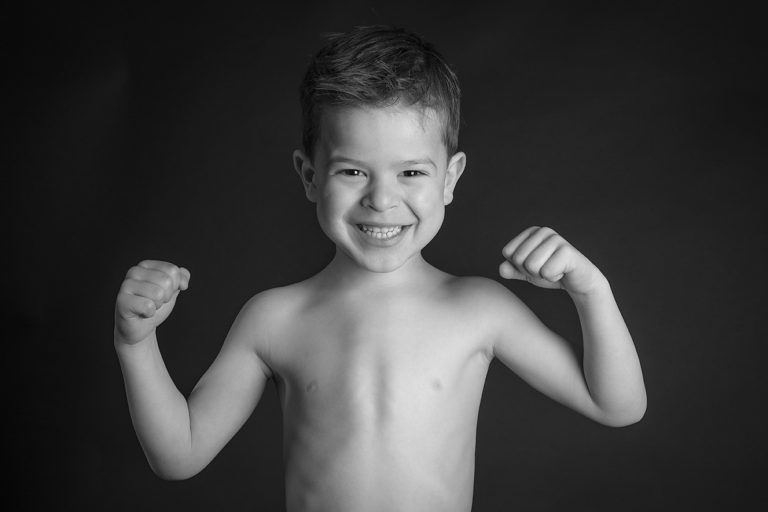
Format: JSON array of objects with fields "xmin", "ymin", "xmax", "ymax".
[{"xmin": 294, "ymin": 104, "xmax": 466, "ymax": 274}]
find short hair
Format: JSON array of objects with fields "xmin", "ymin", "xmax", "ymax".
[{"xmin": 299, "ymin": 25, "xmax": 461, "ymax": 161}]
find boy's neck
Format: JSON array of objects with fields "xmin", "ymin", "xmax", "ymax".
[{"xmin": 319, "ymin": 249, "xmax": 437, "ymax": 294}]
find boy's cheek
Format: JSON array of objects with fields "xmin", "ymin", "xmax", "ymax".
[
  {"xmin": 423, "ymin": 190, "xmax": 448, "ymax": 213},
  {"xmin": 317, "ymin": 187, "xmax": 347, "ymax": 207},
  {"xmin": 316, "ymin": 195, "xmax": 351, "ymax": 229},
  {"xmin": 409, "ymin": 186, "xmax": 439, "ymax": 203}
]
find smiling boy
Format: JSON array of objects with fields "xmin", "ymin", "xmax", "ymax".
[{"xmin": 114, "ymin": 26, "xmax": 646, "ymax": 511}]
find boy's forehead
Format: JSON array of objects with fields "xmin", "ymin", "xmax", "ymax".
[{"xmin": 316, "ymin": 104, "xmax": 447, "ymax": 165}]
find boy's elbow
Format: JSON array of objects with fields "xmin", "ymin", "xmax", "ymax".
[
  {"xmin": 603, "ymin": 409, "xmax": 645, "ymax": 428},
  {"xmin": 598, "ymin": 398, "xmax": 647, "ymax": 428},
  {"xmin": 148, "ymin": 457, "xmax": 202, "ymax": 481},
  {"xmin": 152, "ymin": 466, "xmax": 199, "ymax": 481}
]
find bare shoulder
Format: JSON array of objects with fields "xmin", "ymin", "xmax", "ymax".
[
  {"xmin": 241, "ymin": 282, "xmax": 308, "ymax": 321},
  {"xmin": 238, "ymin": 281, "xmax": 314, "ymax": 339},
  {"xmin": 227, "ymin": 282, "xmax": 311, "ymax": 374},
  {"xmin": 442, "ymin": 275, "xmax": 542, "ymax": 351},
  {"xmin": 443, "ymin": 275, "xmax": 527, "ymax": 314}
]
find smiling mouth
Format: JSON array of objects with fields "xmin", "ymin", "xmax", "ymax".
[{"xmin": 356, "ymin": 224, "xmax": 408, "ymax": 240}]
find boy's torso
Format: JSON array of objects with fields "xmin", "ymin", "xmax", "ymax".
[{"xmin": 258, "ymin": 269, "xmax": 497, "ymax": 512}]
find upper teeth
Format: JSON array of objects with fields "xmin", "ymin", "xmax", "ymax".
[{"xmin": 359, "ymin": 225, "xmax": 403, "ymax": 239}]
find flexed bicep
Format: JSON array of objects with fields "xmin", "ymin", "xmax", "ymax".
[
  {"xmin": 488, "ymin": 283, "xmax": 604, "ymax": 423},
  {"xmin": 184, "ymin": 294, "xmax": 274, "ymax": 473}
]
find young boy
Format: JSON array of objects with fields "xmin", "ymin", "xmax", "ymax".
[{"xmin": 114, "ymin": 25, "xmax": 646, "ymax": 512}]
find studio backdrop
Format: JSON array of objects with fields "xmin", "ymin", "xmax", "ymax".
[{"xmin": 8, "ymin": 2, "xmax": 765, "ymax": 510}]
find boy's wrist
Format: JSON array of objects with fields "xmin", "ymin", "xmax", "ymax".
[
  {"xmin": 113, "ymin": 327, "xmax": 157, "ymax": 353},
  {"xmin": 566, "ymin": 271, "xmax": 611, "ymax": 303}
]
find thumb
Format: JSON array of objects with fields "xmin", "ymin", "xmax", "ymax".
[
  {"xmin": 178, "ymin": 267, "xmax": 191, "ymax": 291},
  {"xmin": 499, "ymin": 260, "xmax": 526, "ymax": 280}
]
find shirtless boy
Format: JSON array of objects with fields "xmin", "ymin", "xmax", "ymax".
[{"xmin": 114, "ymin": 25, "xmax": 646, "ymax": 511}]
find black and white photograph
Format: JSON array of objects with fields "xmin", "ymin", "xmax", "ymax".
[{"xmin": 8, "ymin": 2, "xmax": 764, "ymax": 510}]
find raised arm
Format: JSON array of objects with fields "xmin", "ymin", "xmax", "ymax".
[
  {"xmin": 491, "ymin": 227, "xmax": 646, "ymax": 427},
  {"xmin": 114, "ymin": 261, "xmax": 272, "ymax": 479}
]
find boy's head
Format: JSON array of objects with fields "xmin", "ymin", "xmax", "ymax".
[
  {"xmin": 299, "ymin": 25, "xmax": 461, "ymax": 162},
  {"xmin": 294, "ymin": 26, "xmax": 466, "ymax": 274}
]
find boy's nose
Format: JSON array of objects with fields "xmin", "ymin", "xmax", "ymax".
[{"xmin": 362, "ymin": 179, "xmax": 399, "ymax": 211}]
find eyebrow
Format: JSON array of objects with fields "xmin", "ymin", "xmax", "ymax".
[
  {"xmin": 328, "ymin": 156, "xmax": 437, "ymax": 168},
  {"xmin": 397, "ymin": 158, "xmax": 437, "ymax": 168}
]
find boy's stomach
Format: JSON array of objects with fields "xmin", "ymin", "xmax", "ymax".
[
  {"xmin": 282, "ymin": 417, "xmax": 477, "ymax": 512},
  {"xmin": 275, "ymin": 355, "xmax": 488, "ymax": 512}
]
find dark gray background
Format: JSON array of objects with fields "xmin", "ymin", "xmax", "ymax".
[{"xmin": 8, "ymin": 2, "xmax": 765, "ymax": 510}]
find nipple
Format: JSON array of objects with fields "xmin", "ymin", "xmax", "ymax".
[
  {"xmin": 431, "ymin": 378, "xmax": 442, "ymax": 391},
  {"xmin": 305, "ymin": 380, "xmax": 318, "ymax": 393}
]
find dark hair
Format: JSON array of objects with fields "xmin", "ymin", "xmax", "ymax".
[{"xmin": 299, "ymin": 25, "xmax": 461, "ymax": 161}]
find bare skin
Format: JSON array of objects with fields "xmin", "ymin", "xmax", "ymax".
[
  {"xmin": 114, "ymin": 104, "xmax": 646, "ymax": 511},
  {"xmin": 270, "ymin": 259, "xmax": 492, "ymax": 511},
  {"xmin": 115, "ymin": 251, "xmax": 643, "ymax": 512}
]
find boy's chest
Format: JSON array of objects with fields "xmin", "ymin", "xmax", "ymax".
[{"xmin": 266, "ymin": 297, "xmax": 493, "ymax": 416}]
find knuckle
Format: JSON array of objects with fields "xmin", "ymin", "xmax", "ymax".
[
  {"xmin": 523, "ymin": 259, "xmax": 537, "ymax": 273},
  {"xmin": 159, "ymin": 275, "xmax": 173, "ymax": 290},
  {"xmin": 153, "ymin": 286, "xmax": 166, "ymax": 301},
  {"xmin": 540, "ymin": 266, "xmax": 556, "ymax": 279}
]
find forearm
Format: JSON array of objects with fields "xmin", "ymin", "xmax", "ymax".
[
  {"xmin": 114, "ymin": 330, "xmax": 195, "ymax": 478},
  {"xmin": 569, "ymin": 277, "xmax": 647, "ymax": 426}
]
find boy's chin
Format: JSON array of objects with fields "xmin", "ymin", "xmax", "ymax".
[
  {"xmin": 353, "ymin": 254, "xmax": 410, "ymax": 273},
  {"xmin": 365, "ymin": 261, "xmax": 409, "ymax": 274},
  {"xmin": 344, "ymin": 249, "xmax": 417, "ymax": 274}
]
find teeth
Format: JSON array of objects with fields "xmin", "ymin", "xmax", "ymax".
[{"xmin": 358, "ymin": 224, "xmax": 403, "ymax": 239}]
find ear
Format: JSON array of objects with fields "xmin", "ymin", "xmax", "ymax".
[
  {"xmin": 293, "ymin": 149, "xmax": 318, "ymax": 203},
  {"xmin": 443, "ymin": 151, "xmax": 466, "ymax": 205}
]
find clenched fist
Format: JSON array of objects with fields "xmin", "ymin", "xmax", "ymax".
[
  {"xmin": 114, "ymin": 260, "xmax": 191, "ymax": 345},
  {"xmin": 499, "ymin": 226, "xmax": 606, "ymax": 296}
]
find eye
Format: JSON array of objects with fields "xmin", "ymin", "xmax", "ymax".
[
  {"xmin": 402, "ymin": 170, "xmax": 426, "ymax": 177},
  {"xmin": 339, "ymin": 169, "xmax": 364, "ymax": 177}
]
